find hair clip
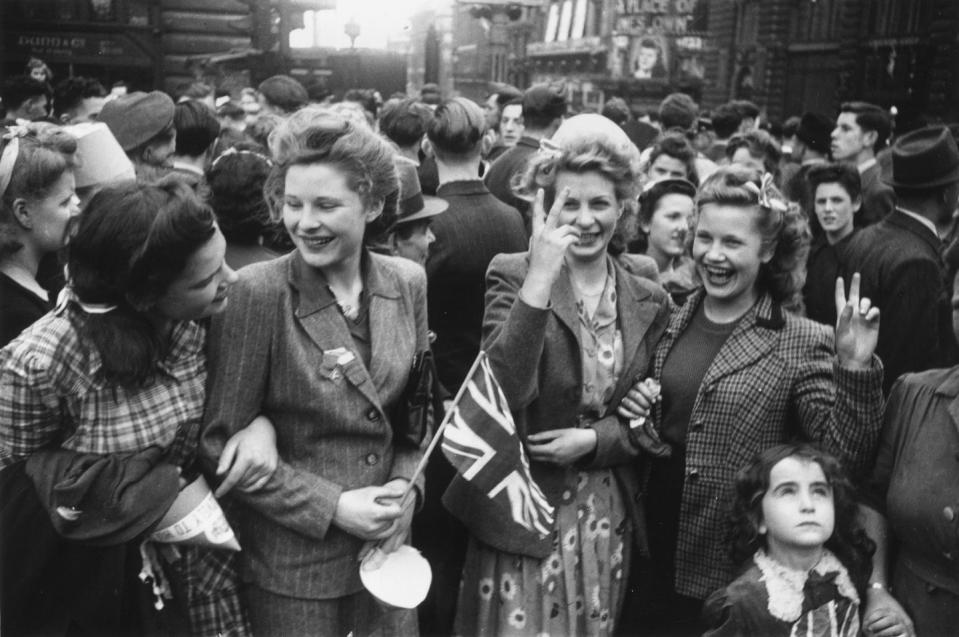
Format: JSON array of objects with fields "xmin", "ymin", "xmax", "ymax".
[
  {"xmin": 210, "ymin": 146, "xmax": 273, "ymax": 170},
  {"xmin": 748, "ymin": 172, "xmax": 788, "ymax": 212}
]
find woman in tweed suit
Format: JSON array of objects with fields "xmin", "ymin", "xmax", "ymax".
[
  {"xmin": 201, "ymin": 109, "xmax": 428, "ymax": 636},
  {"xmin": 619, "ymin": 166, "xmax": 884, "ymax": 635}
]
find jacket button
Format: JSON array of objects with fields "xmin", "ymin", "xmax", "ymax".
[
  {"xmin": 691, "ymin": 419, "xmax": 704, "ymax": 431},
  {"xmin": 687, "ymin": 468, "xmax": 700, "ymax": 482},
  {"xmin": 703, "ymin": 384, "xmax": 714, "ymax": 395},
  {"xmin": 365, "ymin": 453, "xmax": 379, "ymax": 466},
  {"xmin": 944, "ymin": 506, "xmax": 956, "ymax": 522},
  {"xmin": 366, "ymin": 408, "xmax": 379, "ymax": 421}
]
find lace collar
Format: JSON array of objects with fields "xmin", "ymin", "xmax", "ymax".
[{"xmin": 753, "ymin": 548, "xmax": 859, "ymax": 622}]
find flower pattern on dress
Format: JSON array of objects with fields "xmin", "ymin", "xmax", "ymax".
[
  {"xmin": 500, "ymin": 572, "xmax": 517, "ymax": 601},
  {"xmin": 479, "ymin": 577, "xmax": 494, "ymax": 601},
  {"xmin": 509, "ymin": 609, "xmax": 527, "ymax": 629}
]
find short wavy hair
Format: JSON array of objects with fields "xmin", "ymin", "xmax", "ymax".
[
  {"xmin": 696, "ymin": 165, "xmax": 810, "ymax": 307},
  {"xmin": 726, "ymin": 129, "xmax": 782, "ymax": 180},
  {"xmin": 516, "ymin": 115, "xmax": 643, "ymax": 254},
  {"xmin": 727, "ymin": 443, "xmax": 875, "ymax": 597},
  {"xmin": 647, "ymin": 132, "xmax": 700, "ymax": 186},
  {"xmin": 263, "ymin": 107, "xmax": 398, "ymax": 226},
  {"xmin": 0, "ymin": 123, "xmax": 78, "ymax": 258}
]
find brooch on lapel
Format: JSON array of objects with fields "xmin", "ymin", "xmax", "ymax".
[{"xmin": 320, "ymin": 347, "xmax": 357, "ymax": 381}]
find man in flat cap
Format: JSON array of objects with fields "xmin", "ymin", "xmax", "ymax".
[
  {"xmin": 97, "ymin": 90, "xmax": 176, "ymax": 181},
  {"xmin": 844, "ymin": 126, "xmax": 959, "ymax": 392}
]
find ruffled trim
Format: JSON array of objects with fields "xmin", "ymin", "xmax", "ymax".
[{"xmin": 753, "ymin": 548, "xmax": 859, "ymax": 622}]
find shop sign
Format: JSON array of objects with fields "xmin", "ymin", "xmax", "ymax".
[{"xmin": 9, "ymin": 31, "xmax": 152, "ymax": 64}]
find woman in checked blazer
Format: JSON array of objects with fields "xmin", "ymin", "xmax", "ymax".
[
  {"xmin": 618, "ymin": 166, "xmax": 885, "ymax": 635},
  {"xmin": 201, "ymin": 110, "xmax": 427, "ymax": 636}
]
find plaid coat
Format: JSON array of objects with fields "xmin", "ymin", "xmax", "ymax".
[{"xmin": 647, "ymin": 291, "xmax": 884, "ymax": 599}]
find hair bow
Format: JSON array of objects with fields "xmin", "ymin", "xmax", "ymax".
[
  {"xmin": 0, "ymin": 126, "xmax": 29, "ymax": 199},
  {"xmin": 745, "ymin": 172, "xmax": 788, "ymax": 212}
]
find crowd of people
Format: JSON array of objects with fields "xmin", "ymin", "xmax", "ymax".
[{"xmin": 1, "ymin": 60, "xmax": 958, "ymax": 637}]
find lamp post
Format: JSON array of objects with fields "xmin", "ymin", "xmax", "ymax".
[{"xmin": 345, "ymin": 18, "xmax": 361, "ymax": 49}]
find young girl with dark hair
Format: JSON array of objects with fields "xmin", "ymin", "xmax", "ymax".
[
  {"xmin": 702, "ymin": 443, "xmax": 875, "ymax": 636},
  {"xmin": 0, "ymin": 177, "xmax": 274, "ymax": 636},
  {"xmin": 0, "ymin": 124, "xmax": 78, "ymax": 345},
  {"xmin": 618, "ymin": 166, "xmax": 884, "ymax": 635}
]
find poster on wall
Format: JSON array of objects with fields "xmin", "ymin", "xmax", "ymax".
[{"xmin": 612, "ymin": 0, "xmax": 709, "ymax": 92}]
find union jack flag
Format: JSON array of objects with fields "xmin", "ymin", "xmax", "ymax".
[{"xmin": 440, "ymin": 352, "xmax": 554, "ymax": 536}]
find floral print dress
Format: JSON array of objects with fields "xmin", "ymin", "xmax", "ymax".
[{"xmin": 455, "ymin": 270, "xmax": 631, "ymax": 636}]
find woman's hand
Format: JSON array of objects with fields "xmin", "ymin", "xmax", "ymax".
[
  {"xmin": 520, "ymin": 187, "xmax": 580, "ymax": 308},
  {"xmin": 617, "ymin": 378, "xmax": 661, "ymax": 421},
  {"xmin": 357, "ymin": 479, "xmax": 416, "ymax": 567},
  {"xmin": 333, "ymin": 482, "xmax": 407, "ymax": 541},
  {"xmin": 215, "ymin": 415, "xmax": 279, "ymax": 497},
  {"xmin": 835, "ymin": 273, "xmax": 880, "ymax": 370},
  {"xmin": 862, "ymin": 587, "xmax": 915, "ymax": 637},
  {"xmin": 527, "ymin": 428, "xmax": 597, "ymax": 465}
]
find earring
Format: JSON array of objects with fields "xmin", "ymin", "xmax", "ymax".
[{"xmin": 758, "ymin": 523, "xmax": 767, "ymax": 535}]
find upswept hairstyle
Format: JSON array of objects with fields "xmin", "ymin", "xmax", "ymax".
[
  {"xmin": 647, "ymin": 132, "xmax": 700, "ymax": 186},
  {"xmin": 263, "ymin": 107, "xmax": 398, "ymax": 225},
  {"xmin": 727, "ymin": 443, "xmax": 875, "ymax": 598},
  {"xmin": 806, "ymin": 163, "xmax": 863, "ymax": 203},
  {"xmin": 726, "ymin": 129, "xmax": 782, "ymax": 179},
  {"xmin": 67, "ymin": 177, "xmax": 216, "ymax": 387},
  {"xmin": 206, "ymin": 144, "xmax": 274, "ymax": 244},
  {"xmin": 517, "ymin": 115, "xmax": 643, "ymax": 255},
  {"xmin": 0, "ymin": 124, "xmax": 78, "ymax": 258},
  {"xmin": 696, "ymin": 165, "xmax": 810, "ymax": 306},
  {"xmin": 840, "ymin": 101, "xmax": 891, "ymax": 152},
  {"xmin": 426, "ymin": 97, "xmax": 487, "ymax": 160}
]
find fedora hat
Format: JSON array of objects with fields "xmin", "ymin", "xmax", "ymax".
[
  {"xmin": 394, "ymin": 158, "xmax": 447, "ymax": 226},
  {"xmin": 886, "ymin": 125, "xmax": 959, "ymax": 189}
]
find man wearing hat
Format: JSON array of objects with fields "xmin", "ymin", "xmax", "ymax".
[
  {"xmin": 832, "ymin": 101, "xmax": 895, "ymax": 226},
  {"xmin": 413, "ymin": 97, "xmax": 527, "ymax": 637},
  {"xmin": 844, "ymin": 126, "xmax": 959, "ymax": 393},
  {"xmin": 387, "ymin": 160, "xmax": 448, "ymax": 267},
  {"xmin": 97, "ymin": 90, "xmax": 176, "ymax": 180},
  {"xmin": 782, "ymin": 111, "xmax": 832, "ymax": 214},
  {"xmin": 485, "ymin": 82, "xmax": 568, "ymax": 231}
]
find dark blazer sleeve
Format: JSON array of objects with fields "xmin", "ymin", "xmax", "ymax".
[
  {"xmin": 201, "ymin": 265, "xmax": 344, "ymax": 541},
  {"xmin": 481, "ymin": 253, "xmax": 550, "ymax": 417},
  {"xmin": 861, "ymin": 374, "xmax": 913, "ymax": 513},
  {"xmin": 387, "ymin": 263, "xmax": 430, "ymax": 493},
  {"xmin": 792, "ymin": 322, "xmax": 885, "ymax": 479}
]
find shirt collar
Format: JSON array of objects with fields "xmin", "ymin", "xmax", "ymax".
[
  {"xmin": 801, "ymin": 157, "xmax": 826, "ymax": 167},
  {"xmin": 896, "ymin": 207, "xmax": 939, "ymax": 239},
  {"xmin": 172, "ymin": 161, "xmax": 204, "ymax": 177},
  {"xmin": 436, "ymin": 179, "xmax": 488, "ymax": 197},
  {"xmin": 857, "ymin": 157, "xmax": 877, "ymax": 174}
]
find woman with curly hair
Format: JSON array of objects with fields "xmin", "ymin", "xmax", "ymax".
[
  {"xmin": 201, "ymin": 107, "xmax": 427, "ymax": 636},
  {"xmin": 643, "ymin": 132, "xmax": 700, "ymax": 187},
  {"xmin": 617, "ymin": 165, "xmax": 884, "ymax": 635},
  {"xmin": 448, "ymin": 114, "xmax": 670, "ymax": 635},
  {"xmin": 702, "ymin": 443, "xmax": 878, "ymax": 636},
  {"xmin": 0, "ymin": 124, "xmax": 78, "ymax": 346},
  {"xmin": 726, "ymin": 129, "xmax": 783, "ymax": 185}
]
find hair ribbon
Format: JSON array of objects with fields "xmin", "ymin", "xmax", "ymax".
[{"xmin": 0, "ymin": 126, "xmax": 29, "ymax": 199}]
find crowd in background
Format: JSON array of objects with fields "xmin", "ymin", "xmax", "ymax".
[{"xmin": 1, "ymin": 55, "xmax": 959, "ymax": 637}]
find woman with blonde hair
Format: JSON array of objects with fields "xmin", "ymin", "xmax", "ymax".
[
  {"xmin": 202, "ymin": 107, "xmax": 428, "ymax": 636},
  {"xmin": 448, "ymin": 114, "xmax": 671, "ymax": 635},
  {"xmin": 619, "ymin": 166, "xmax": 884, "ymax": 635}
]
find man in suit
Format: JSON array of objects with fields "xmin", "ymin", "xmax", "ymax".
[
  {"xmin": 831, "ymin": 101, "xmax": 895, "ymax": 227},
  {"xmin": 782, "ymin": 111, "xmax": 832, "ymax": 219},
  {"xmin": 485, "ymin": 82, "xmax": 567, "ymax": 231},
  {"xmin": 414, "ymin": 97, "xmax": 528, "ymax": 636},
  {"xmin": 843, "ymin": 126, "xmax": 959, "ymax": 393}
]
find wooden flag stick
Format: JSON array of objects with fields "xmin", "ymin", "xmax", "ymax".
[{"xmin": 393, "ymin": 351, "xmax": 487, "ymax": 512}]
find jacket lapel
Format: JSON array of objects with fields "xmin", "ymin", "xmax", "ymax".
[
  {"xmin": 366, "ymin": 258, "xmax": 408, "ymax": 402},
  {"xmin": 936, "ymin": 369, "xmax": 959, "ymax": 438},
  {"xmin": 550, "ymin": 265, "xmax": 582, "ymax": 342},
  {"xmin": 614, "ymin": 259, "xmax": 659, "ymax": 394},
  {"xmin": 699, "ymin": 294, "xmax": 780, "ymax": 388},
  {"xmin": 288, "ymin": 254, "xmax": 383, "ymax": 409}
]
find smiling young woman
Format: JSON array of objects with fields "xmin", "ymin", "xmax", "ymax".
[{"xmin": 618, "ymin": 165, "xmax": 885, "ymax": 635}]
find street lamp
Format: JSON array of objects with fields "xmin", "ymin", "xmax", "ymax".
[{"xmin": 345, "ymin": 18, "xmax": 361, "ymax": 49}]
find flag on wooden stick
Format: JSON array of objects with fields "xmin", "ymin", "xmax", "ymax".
[{"xmin": 440, "ymin": 352, "xmax": 554, "ymax": 536}]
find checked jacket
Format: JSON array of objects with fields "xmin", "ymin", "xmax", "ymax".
[{"xmin": 646, "ymin": 290, "xmax": 884, "ymax": 600}]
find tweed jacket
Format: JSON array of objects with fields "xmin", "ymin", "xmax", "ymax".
[
  {"xmin": 201, "ymin": 250, "xmax": 429, "ymax": 599},
  {"xmin": 842, "ymin": 210, "xmax": 947, "ymax": 394},
  {"xmin": 856, "ymin": 161, "xmax": 895, "ymax": 227},
  {"xmin": 646, "ymin": 290, "xmax": 884, "ymax": 600},
  {"xmin": 443, "ymin": 251, "xmax": 670, "ymax": 558}
]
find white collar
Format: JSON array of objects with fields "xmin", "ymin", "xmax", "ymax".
[
  {"xmin": 172, "ymin": 161, "xmax": 204, "ymax": 177},
  {"xmin": 857, "ymin": 157, "xmax": 877, "ymax": 174},
  {"xmin": 801, "ymin": 157, "xmax": 826, "ymax": 167},
  {"xmin": 754, "ymin": 548, "xmax": 859, "ymax": 622},
  {"xmin": 896, "ymin": 207, "xmax": 940, "ymax": 239}
]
